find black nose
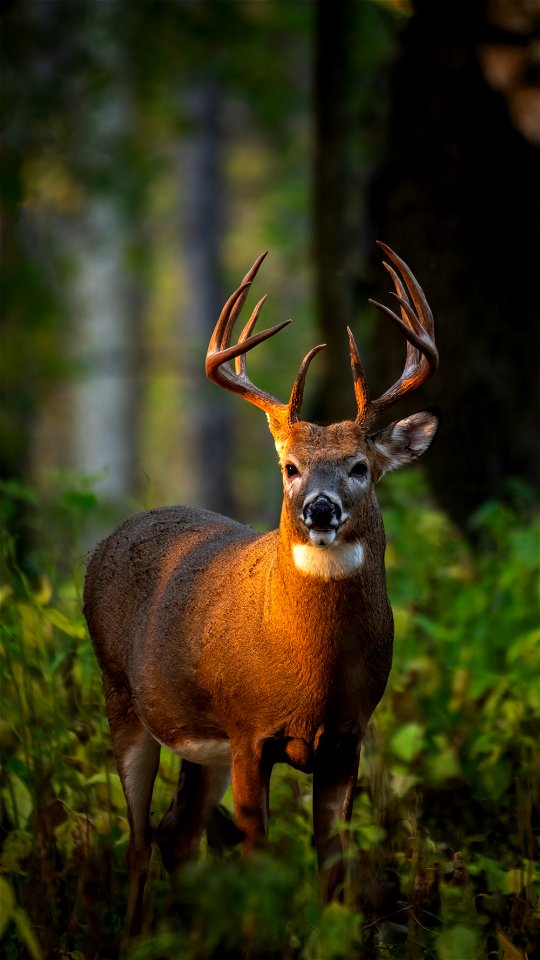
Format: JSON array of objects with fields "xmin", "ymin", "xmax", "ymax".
[{"xmin": 304, "ymin": 495, "xmax": 341, "ymax": 530}]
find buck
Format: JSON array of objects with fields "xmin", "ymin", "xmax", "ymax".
[{"xmin": 84, "ymin": 243, "xmax": 439, "ymax": 935}]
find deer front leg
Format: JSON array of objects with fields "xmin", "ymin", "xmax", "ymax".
[
  {"xmin": 231, "ymin": 745, "xmax": 272, "ymax": 852},
  {"xmin": 313, "ymin": 736, "xmax": 361, "ymax": 902}
]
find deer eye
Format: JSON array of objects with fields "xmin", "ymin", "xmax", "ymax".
[
  {"xmin": 285, "ymin": 463, "xmax": 299, "ymax": 478},
  {"xmin": 350, "ymin": 461, "xmax": 368, "ymax": 479}
]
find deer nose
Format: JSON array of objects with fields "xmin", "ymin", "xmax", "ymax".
[{"xmin": 303, "ymin": 495, "xmax": 341, "ymax": 531}]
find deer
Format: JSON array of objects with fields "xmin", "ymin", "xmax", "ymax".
[{"xmin": 83, "ymin": 242, "xmax": 439, "ymax": 937}]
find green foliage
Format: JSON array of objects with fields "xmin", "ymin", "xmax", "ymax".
[
  {"xmin": 381, "ymin": 473, "xmax": 539, "ymax": 811},
  {"xmin": 1, "ymin": 481, "xmax": 538, "ymax": 958}
]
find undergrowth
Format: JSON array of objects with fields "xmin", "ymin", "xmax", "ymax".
[{"xmin": 0, "ymin": 473, "xmax": 538, "ymax": 958}]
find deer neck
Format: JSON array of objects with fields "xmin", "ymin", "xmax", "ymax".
[
  {"xmin": 252, "ymin": 493, "xmax": 390, "ymax": 667},
  {"xmin": 273, "ymin": 488, "xmax": 386, "ymax": 597}
]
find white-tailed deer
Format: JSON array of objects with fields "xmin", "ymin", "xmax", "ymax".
[{"xmin": 84, "ymin": 243, "xmax": 439, "ymax": 936}]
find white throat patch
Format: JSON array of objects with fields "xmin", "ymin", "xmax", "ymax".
[{"xmin": 292, "ymin": 542, "xmax": 364, "ymax": 580}]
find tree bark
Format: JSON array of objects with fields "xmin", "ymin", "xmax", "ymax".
[{"xmin": 370, "ymin": 0, "xmax": 540, "ymax": 527}]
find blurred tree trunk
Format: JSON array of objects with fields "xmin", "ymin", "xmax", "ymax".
[
  {"xmin": 179, "ymin": 79, "xmax": 235, "ymax": 516},
  {"xmin": 312, "ymin": 0, "xmax": 397, "ymax": 424},
  {"xmin": 65, "ymin": 31, "xmax": 145, "ymax": 547},
  {"xmin": 1, "ymin": 0, "xmax": 145, "ymax": 556},
  {"xmin": 312, "ymin": 0, "xmax": 358, "ymax": 422},
  {"xmin": 369, "ymin": 0, "xmax": 540, "ymax": 527},
  {"xmin": 70, "ymin": 198, "xmax": 143, "ymax": 506}
]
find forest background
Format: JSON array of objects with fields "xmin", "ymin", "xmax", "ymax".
[{"xmin": 1, "ymin": 1, "xmax": 539, "ymax": 958}]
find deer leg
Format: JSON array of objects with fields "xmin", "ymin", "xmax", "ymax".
[
  {"xmin": 231, "ymin": 747, "xmax": 271, "ymax": 852},
  {"xmin": 102, "ymin": 678, "xmax": 161, "ymax": 937},
  {"xmin": 313, "ymin": 736, "xmax": 361, "ymax": 902},
  {"xmin": 156, "ymin": 760, "xmax": 231, "ymax": 872}
]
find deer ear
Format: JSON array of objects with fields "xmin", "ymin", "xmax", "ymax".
[{"xmin": 370, "ymin": 409, "xmax": 440, "ymax": 478}]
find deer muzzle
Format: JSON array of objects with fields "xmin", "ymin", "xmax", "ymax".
[{"xmin": 303, "ymin": 495, "xmax": 342, "ymax": 532}]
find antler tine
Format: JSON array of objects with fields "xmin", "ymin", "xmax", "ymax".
[
  {"xmin": 347, "ymin": 326, "xmax": 369, "ymax": 423},
  {"xmin": 223, "ymin": 251, "xmax": 271, "ymax": 351},
  {"xmin": 377, "ymin": 241, "xmax": 435, "ymax": 338},
  {"xmin": 289, "ymin": 343, "xmax": 326, "ymax": 423},
  {"xmin": 382, "ymin": 261, "xmax": 421, "ymax": 372},
  {"xmin": 358, "ymin": 243, "xmax": 438, "ymax": 427},
  {"xmin": 235, "ymin": 295, "xmax": 268, "ymax": 376},
  {"xmin": 206, "ymin": 254, "xmax": 291, "ymax": 418},
  {"xmin": 367, "ymin": 297, "xmax": 435, "ymax": 360},
  {"xmin": 208, "ymin": 251, "xmax": 268, "ymax": 358}
]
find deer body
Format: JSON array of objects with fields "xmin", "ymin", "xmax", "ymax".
[
  {"xmin": 87, "ymin": 497, "xmax": 391, "ymax": 769},
  {"xmin": 84, "ymin": 245, "xmax": 439, "ymax": 935}
]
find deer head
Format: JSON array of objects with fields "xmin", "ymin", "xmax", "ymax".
[{"xmin": 207, "ymin": 243, "xmax": 439, "ymax": 577}]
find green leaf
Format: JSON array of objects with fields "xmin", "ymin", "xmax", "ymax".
[
  {"xmin": 86, "ymin": 771, "xmax": 125, "ymax": 809},
  {"xmin": 391, "ymin": 722, "xmax": 425, "ymax": 762},
  {"xmin": 468, "ymin": 855, "xmax": 506, "ymax": 892},
  {"xmin": 0, "ymin": 828, "xmax": 33, "ymax": 874},
  {"xmin": 427, "ymin": 738, "xmax": 460, "ymax": 782},
  {"xmin": 305, "ymin": 902, "xmax": 362, "ymax": 960},
  {"xmin": 12, "ymin": 907, "xmax": 42, "ymax": 960},
  {"xmin": 42, "ymin": 607, "xmax": 86, "ymax": 639},
  {"xmin": 2, "ymin": 771, "xmax": 33, "ymax": 829}
]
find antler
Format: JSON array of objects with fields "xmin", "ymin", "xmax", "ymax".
[
  {"xmin": 206, "ymin": 252, "xmax": 326, "ymax": 425},
  {"xmin": 349, "ymin": 242, "xmax": 438, "ymax": 428},
  {"xmin": 208, "ymin": 245, "xmax": 437, "ymax": 431}
]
